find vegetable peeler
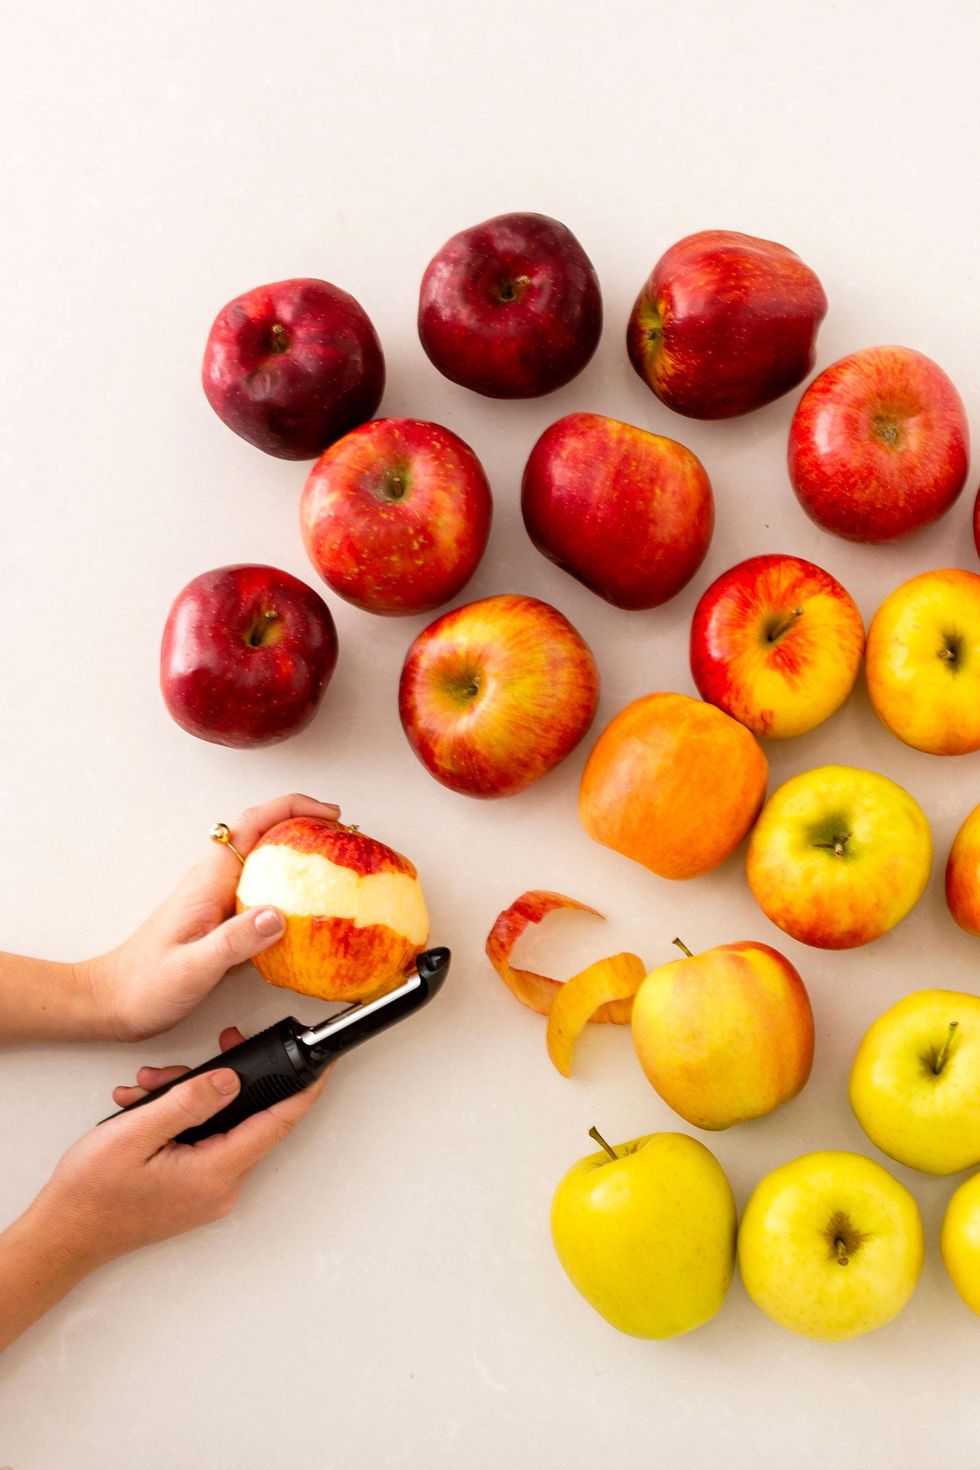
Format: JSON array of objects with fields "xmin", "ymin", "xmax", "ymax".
[{"xmin": 102, "ymin": 946, "xmax": 450, "ymax": 1145}]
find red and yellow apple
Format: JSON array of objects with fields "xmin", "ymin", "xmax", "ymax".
[
  {"xmin": 946, "ymin": 804, "xmax": 980, "ymax": 934},
  {"xmin": 746, "ymin": 766, "xmax": 932, "ymax": 949},
  {"xmin": 235, "ymin": 817, "xmax": 429, "ymax": 1001},
  {"xmin": 579, "ymin": 692, "xmax": 768, "ymax": 879},
  {"xmin": 866, "ymin": 569, "xmax": 980, "ymax": 755},
  {"xmin": 690, "ymin": 554, "xmax": 864, "ymax": 737}
]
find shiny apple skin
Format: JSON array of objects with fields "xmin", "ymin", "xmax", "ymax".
[
  {"xmin": 202, "ymin": 278, "xmax": 385, "ymax": 460},
  {"xmin": 300, "ymin": 418, "xmax": 492, "ymax": 616},
  {"xmin": 947, "ymin": 804, "xmax": 980, "ymax": 936},
  {"xmin": 521, "ymin": 412, "xmax": 713, "ymax": 610},
  {"xmin": 690, "ymin": 553, "xmax": 865, "ymax": 738},
  {"xmin": 160, "ymin": 564, "xmax": 338, "ymax": 748},
  {"xmin": 418, "ymin": 213, "xmax": 602, "ymax": 399},
  {"xmin": 627, "ymin": 230, "xmax": 827, "ymax": 419},
  {"xmin": 788, "ymin": 346, "xmax": 969, "ymax": 542},
  {"xmin": 398, "ymin": 594, "xmax": 599, "ymax": 797}
]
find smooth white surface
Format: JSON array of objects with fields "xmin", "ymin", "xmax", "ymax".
[{"xmin": 2, "ymin": 2, "xmax": 980, "ymax": 1465}]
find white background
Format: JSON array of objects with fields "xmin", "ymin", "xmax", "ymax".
[{"xmin": 2, "ymin": 2, "xmax": 980, "ymax": 1466}]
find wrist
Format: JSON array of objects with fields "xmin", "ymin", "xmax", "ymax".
[{"xmin": 73, "ymin": 951, "xmax": 124, "ymax": 1042}]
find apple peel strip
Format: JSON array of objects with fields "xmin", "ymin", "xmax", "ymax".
[{"xmin": 545, "ymin": 952, "xmax": 647, "ymax": 1077}]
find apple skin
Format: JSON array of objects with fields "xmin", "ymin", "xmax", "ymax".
[
  {"xmin": 941, "ymin": 1171, "xmax": 980, "ymax": 1315},
  {"xmin": 579, "ymin": 692, "xmax": 768, "ymax": 880},
  {"xmin": 866, "ymin": 569, "xmax": 980, "ymax": 755},
  {"xmin": 690, "ymin": 553, "xmax": 865, "ymax": 738},
  {"xmin": 627, "ymin": 230, "xmax": 826, "ymax": 419},
  {"xmin": 849, "ymin": 989, "xmax": 980, "ymax": 1175},
  {"xmin": 160, "ymin": 564, "xmax": 338, "ymax": 748},
  {"xmin": 737, "ymin": 1151, "xmax": 923, "ymax": 1341},
  {"xmin": 236, "ymin": 816, "xmax": 429, "ymax": 1002},
  {"xmin": 946, "ymin": 804, "xmax": 980, "ymax": 934},
  {"xmin": 550, "ymin": 1131, "xmax": 736, "ymax": 1339},
  {"xmin": 521, "ymin": 412, "xmax": 713, "ymax": 610},
  {"xmin": 398, "ymin": 594, "xmax": 599, "ymax": 798},
  {"xmin": 417, "ymin": 212, "xmax": 602, "ymax": 399},
  {"xmin": 631, "ymin": 941, "xmax": 814, "ymax": 1130},
  {"xmin": 974, "ymin": 485, "xmax": 980, "ymax": 559},
  {"xmin": 300, "ymin": 418, "xmax": 492, "ymax": 616},
  {"xmin": 202, "ymin": 278, "xmax": 385, "ymax": 460},
  {"xmin": 746, "ymin": 765, "xmax": 932, "ymax": 949},
  {"xmin": 788, "ymin": 346, "xmax": 969, "ymax": 542}
]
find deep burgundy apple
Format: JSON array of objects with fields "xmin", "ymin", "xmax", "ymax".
[
  {"xmin": 160, "ymin": 564, "xmax": 338, "ymax": 747},
  {"xmin": 417, "ymin": 212, "xmax": 602, "ymax": 398},
  {"xmin": 300, "ymin": 418, "xmax": 493, "ymax": 616},
  {"xmin": 789, "ymin": 346, "xmax": 970, "ymax": 542},
  {"xmin": 627, "ymin": 230, "xmax": 827, "ymax": 418},
  {"xmin": 202, "ymin": 278, "xmax": 385, "ymax": 460},
  {"xmin": 521, "ymin": 411, "xmax": 713, "ymax": 610}
]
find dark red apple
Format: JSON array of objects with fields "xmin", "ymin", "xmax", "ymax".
[
  {"xmin": 417, "ymin": 212, "xmax": 601, "ymax": 398},
  {"xmin": 300, "ymin": 418, "xmax": 492, "ymax": 615},
  {"xmin": 789, "ymin": 345, "xmax": 969, "ymax": 542},
  {"xmin": 521, "ymin": 412, "xmax": 713, "ymax": 610},
  {"xmin": 160, "ymin": 564, "xmax": 338, "ymax": 747},
  {"xmin": 202, "ymin": 278, "xmax": 385, "ymax": 460},
  {"xmin": 627, "ymin": 230, "xmax": 827, "ymax": 418}
]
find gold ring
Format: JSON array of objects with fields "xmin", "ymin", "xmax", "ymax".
[{"xmin": 209, "ymin": 822, "xmax": 245, "ymax": 864}]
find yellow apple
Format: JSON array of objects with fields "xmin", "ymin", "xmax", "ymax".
[
  {"xmin": 941, "ymin": 1170, "xmax": 980, "ymax": 1315},
  {"xmin": 738, "ymin": 1151, "xmax": 923, "ymax": 1340},
  {"xmin": 746, "ymin": 764, "xmax": 931, "ymax": 948},
  {"xmin": 849, "ymin": 989, "xmax": 980, "ymax": 1174},
  {"xmin": 945, "ymin": 803, "xmax": 980, "ymax": 935},
  {"xmin": 550, "ymin": 1130, "xmax": 736, "ymax": 1338}
]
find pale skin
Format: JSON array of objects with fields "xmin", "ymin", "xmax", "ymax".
[{"xmin": 0, "ymin": 792, "xmax": 340, "ymax": 1354}]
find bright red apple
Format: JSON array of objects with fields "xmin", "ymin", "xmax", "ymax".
[
  {"xmin": 627, "ymin": 230, "xmax": 827, "ymax": 418},
  {"xmin": 521, "ymin": 412, "xmax": 713, "ymax": 610},
  {"xmin": 399, "ymin": 594, "xmax": 599, "ymax": 797},
  {"xmin": 160, "ymin": 564, "xmax": 338, "ymax": 748},
  {"xmin": 202, "ymin": 278, "xmax": 385, "ymax": 460},
  {"xmin": 417, "ymin": 212, "xmax": 602, "ymax": 398},
  {"xmin": 788, "ymin": 346, "xmax": 969, "ymax": 542},
  {"xmin": 300, "ymin": 418, "xmax": 493, "ymax": 616}
]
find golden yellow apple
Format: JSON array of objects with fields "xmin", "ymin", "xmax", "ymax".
[{"xmin": 941, "ymin": 1170, "xmax": 980, "ymax": 1315}]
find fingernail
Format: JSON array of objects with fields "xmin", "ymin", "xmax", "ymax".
[
  {"xmin": 253, "ymin": 907, "xmax": 285, "ymax": 938},
  {"xmin": 323, "ymin": 803, "xmax": 340, "ymax": 818},
  {"xmin": 211, "ymin": 1069, "xmax": 239, "ymax": 1095}
]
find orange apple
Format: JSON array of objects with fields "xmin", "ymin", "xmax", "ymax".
[
  {"xmin": 235, "ymin": 816, "xmax": 429, "ymax": 1001},
  {"xmin": 690, "ymin": 554, "xmax": 864, "ymax": 738},
  {"xmin": 946, "ymin": 804, "xmax": 980, "ymax": 935},
  {"xmin": 579, "ymin": 692, "xmax": 768, "ymax": 879},
  {"xmin": 631, "ymin": 939, "xmax": 814, "ymax": 1129}
]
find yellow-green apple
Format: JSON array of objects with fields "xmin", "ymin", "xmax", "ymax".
[
  {"xmin": 202, "ymin": 278, "xmax": 385, "ymax": 460},
  {"xmin": 160, "ymin": 564, "xmax": 338, "ymax": 748},
  {"xmin": 946, "ymin": 804, "xmax": 980, "ymax": 934},
  {"xmin": 399, "ymin": 594, "xmax": 599, "ymax": 797},
  {"xmin": 849, "ymin": 989, "xmax": 980, "ymax": 1174},
  {"xmin": 746, "ymin": 765, "xmax": 931, "ymax": 949},
  {"xmin": 690, "ymin": 554, "xmax": 864, "ymax": 737},
  {"xmin": 631, "ymin": 939, "xmax": 814, "ymax": 1129},
  {"xmin": 627, "ymin": 229, "xmax": 826, "ymax": 418},
  {"xmin": 579, "ymin": 692, "xmax": 767, "ymax": 879},
  {"xmin": 738, "ymin": 1151, "xmax": 923, "ymax": 1341},
  {"xmin": 300, "ymin": 418, "xmax": 492, "ymax": 616},
  {"xmin": 520, "ymin": 412, "xmax": 713, "ymax": 610},
  {"xmin": 418, "ymin": 212, "xmax": 601, "ymax": 398},
  {"xmin": 550, "ymin": 1129, "xmax": 736, "ymax": 1338},
  {"xmin": 941, "ymin": 1171, "xmax": 980, "ymax": 1315},
  {"xmin": 235, "ymin": 817, "xmax": 429, "ymax": 1002},
  {"xmin": 789, "ymin": 346, "xmax": 969, "ymax": 541},
  {"xmin": 866, "ymin": 569, "xmax": 980, "ymax": 754}
]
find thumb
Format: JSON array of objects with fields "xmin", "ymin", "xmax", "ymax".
[
  {"xmin": 180, "ymin": 907, "xmax": 286, "ymax": 995},
  {"xmin": 114, "ymin": 1068, "xmax": 242, "ymax": 1152}
]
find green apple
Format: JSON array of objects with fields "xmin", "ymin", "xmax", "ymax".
[
  {"xmin": 849, "ymin": 989, "xmax": 980, "ymax": 1174},
  {"xmin": 550, "ymin": 1129, "xmax": 736, "ymax": 1339},
  {"xmin": 737, "ymin": 1150, "xmax": 923, "ymax": 1341},
  {"xmin": 941, "ymin": 1170, "xmax": 980, "ymax": 1314}
]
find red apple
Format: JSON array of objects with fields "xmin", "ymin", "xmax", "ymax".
[
  {"xmin": 399, "ymin": 594, "xmax": 599, "ymax": 797},
  {"xmin": 788, "ymin": 346, "xmax": 969, "ymax": 542},
  {"xmin": 974, "ymin": 486, "xmax": 980, "ymax": 560},
  {"xmin": 300, "ymin": 418, "xmax": 493, "ymax": 616},
  {"xmin": 417, "ymin": 212, "xmax": 602, "ymax": 398},
  {"xmin": 521, "ymin": 412, "xmax": 713, "ymax": 610},
  {"xmin": 160, "ymin": 564, "xmax": 338, "ymax": 748},
  {"xmin": 690, "ymin": 554, "xmax": 865, "ymax": 737},
  {"xmin": 627, "ymin": 230, "xmax": 827, "ymax": 418},
  {"xmin": 202, "ymin": 278, "xmax": 385, "ymax": 460}
]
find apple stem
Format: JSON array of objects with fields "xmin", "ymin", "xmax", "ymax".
[
  {"xmin": 672, "ymin": 938, "xmax": 694, "ymax": 958},
  {"xmin": 835, "ymin": 1237, "xmax": 849, "ymax": 1267},
  {"xmin": 269, "ymin": 322, "xmax": 289, "ymax": 353},
  {"xmin": 588, "ymin": 1126, "xmax": 619, "ymax": 1163},
  {"xmin": 765, "ymin": 607, "xmax": 804, "ymax": 643},
  {"xmin": 934, "ymin": 1021, "xmax": 959, "ymax": 1074}
]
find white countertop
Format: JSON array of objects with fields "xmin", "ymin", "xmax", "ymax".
[{"xmin": 2, "ymin": 2, "xmax": 980, "ymax": 1466}]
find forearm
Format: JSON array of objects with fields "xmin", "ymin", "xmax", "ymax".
[
  {"xmin": 0, "ymin": 951, "xmax": 115, "ymax": 1042},
  {"xmin": 0, "ymin": 1194, "xmax": 95, "ymax": 1353}
]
